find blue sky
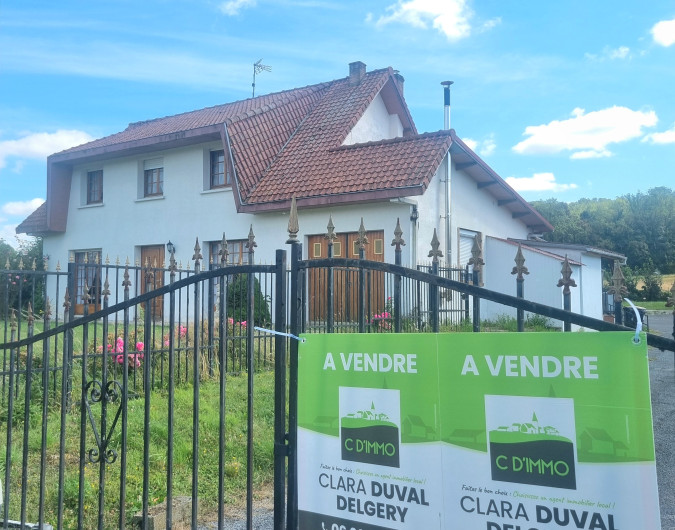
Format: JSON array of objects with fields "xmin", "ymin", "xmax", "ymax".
[{"xmin": 1, "ymin": 0, "xmax": 674, "ymax": 246}]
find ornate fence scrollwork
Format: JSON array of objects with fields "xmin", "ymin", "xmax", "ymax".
[{"xmin": 84, "ymin": 379, "xmax": 124, "ymax": 465}]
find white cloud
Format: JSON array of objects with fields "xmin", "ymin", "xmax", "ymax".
[
  {"xmin": 0, "ymin": 224, "xmax": 35, "ymax": 249},
  {"xmin": 0, "ymin": 130, "xmax": 93, "ymax": 171},
  {"xmin": 375, "ymin": 0, "xmax": 473, "ymax": 41},
  {"xmin": 643, "ymin": 123, "xmax": 675, "ymax": 144},
  {"xmin": 609, "ymin": 46, "xmax": 630, "ymax": 59},
  {"xmin": 512, "ymin": 106, "xmax": 658, "ymax": 159},
  {"xmin": 463, "ymin": 135, "xmax": 495, "ymax": 157},
  {"xmin": 219, "ymin": 0, "xmax": 256, "ymax": 16},
  {"xmin": 585, "ymin": 46, "xmax": 631, "ymax": 61},
  {"xmin": 2, "ymin": 198, "xmax": 45, "ymax": 216},
  {"xmin": 480, "ymin": 17, "xmax": 501, "ymax": 32},
  {"xmin": 506, "ymin": 173, "xmax": 578, "ymax": 193},
  {"xmin": 652, "ymin": 18, "xmax": 675, "ymax": 47}
]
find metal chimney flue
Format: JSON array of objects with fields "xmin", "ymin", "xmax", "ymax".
[{"xmin": 441, "ymin": 81, "xmax": 454, "ymax": 130}]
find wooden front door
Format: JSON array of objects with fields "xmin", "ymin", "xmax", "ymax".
[
  {"xmin": 308, "ymin": 230, "xmax": 385, "ymax": 323},
  {"xmin": 140, "ymin": 245, "xmax": 165, "ymax": 319}
]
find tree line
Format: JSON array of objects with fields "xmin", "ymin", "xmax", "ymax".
[{"xmin": 531, "ymin": 186, "xmax": 675, "ymax": 300}]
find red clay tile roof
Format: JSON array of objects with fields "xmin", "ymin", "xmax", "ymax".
[
  {"xmin": 15, "ymin": 201, "xmax": 48, "ymax": 236},
  {"xmin": 56, "ymin": 83, "xmax": 332, "ymax": 155},
  {"xmin": 247, "ymin": 131, "xmax": 452, "ymax": 205},
  {"xmin": 235, "ymin": 68, "xmax": 429, "ymax": 206}
]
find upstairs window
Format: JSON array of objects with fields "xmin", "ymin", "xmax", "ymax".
[
  {"xmin": 144, "ymin": 167, "xmax": 163, "ymax": 197},
  {"xmin": 86, "ymin": 170, "xmax": 103, "ymax": 204},
  {"xmin": 210, "ymin": 149, "xmax": 230, "ymax": 189}
]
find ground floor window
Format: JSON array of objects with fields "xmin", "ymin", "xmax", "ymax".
[{"xmin": 73, "ymin": 249, "xmax": 102, "ymax": 315}]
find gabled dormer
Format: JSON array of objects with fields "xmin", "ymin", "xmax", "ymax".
[{"xmin": 342, "ymin": 62, "xmax": 415, "ymax": 146}]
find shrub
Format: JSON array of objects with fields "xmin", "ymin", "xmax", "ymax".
[{"xmin": 226, "ymin": 274, "xmax": 271, "ymax": 326}]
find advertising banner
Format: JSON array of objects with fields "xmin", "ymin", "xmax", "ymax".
[{"xmin": 297, "ymin": 332, "xmax": 661, "ymax": 530}]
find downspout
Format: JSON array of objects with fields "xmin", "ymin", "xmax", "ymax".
[{"xmin": 442, "ymin": 81, "xmax": 454, "ymax": 267}]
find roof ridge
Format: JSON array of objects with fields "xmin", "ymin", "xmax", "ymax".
[
  {"xmin": 125, "ymin": 80, "xmax": 333, "ymax": 130},
  {"xmin": 224, "ymin": 81, "xmax": 333, "ymax": 127},
  {"xmin": 329, "ymin": 130, "xmax": 453, "ymax": 151}
]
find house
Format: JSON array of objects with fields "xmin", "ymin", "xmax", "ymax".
[{"xmin": 19, "ymin": 61, "xmax": 558, "ymax": 319}]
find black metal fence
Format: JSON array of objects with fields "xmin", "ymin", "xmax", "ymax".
[{"xmin": 2, "ymin": 219, "xmax": 674, "ymax": 530}]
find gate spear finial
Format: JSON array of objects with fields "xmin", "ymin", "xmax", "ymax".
[{"xmin": 287, "ymin": 197, "xmax": 299, "ymax": 244}]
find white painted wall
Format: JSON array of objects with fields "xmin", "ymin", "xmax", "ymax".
[
  {"xmin": 524, "ymin": 244, "xmax": 604, "ymax": 321},
  {"xmin": 450, "ymin": 168, "xmax": 531, "ymax": 269},
  {"xmin": 342, "ymin": 94, "xmax": 403, "ymax": 145},
  {"xmin": 482, "ymin": 237, "xmax": 592, "ymax": 328}
]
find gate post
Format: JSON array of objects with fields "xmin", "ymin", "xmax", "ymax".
[
  {"xmin": 287, "ymin": 240, "xmax": 302, "ymax": 530},
  {"xmin": 326, "ymin": 217, "xmax": 337, "ymax": 333},
  {"xmin": 2, "ymin": 311, "xmax": 17, "ymax": 525},
  {"xmin": 356, "ymin": 219, "xmax": 368, "ymax": 333},
  {"xmin": 65, "ymin": 259, "xmax": 76, "ymax": 405},
  {"xmin": 608, "ymin": 260, "xmax": 627, "ymax": 326},
  {"xmin": 392, "ymin": 219, "xmax": 405, "ymax": 333},
  {"xmin": 245, "ymin": 226, "xmax": 257, "ymax": 524},
  {"xmin": 190, "ymin": 239, "xmax": 202, "ymax": 526},
  {"xmin": 557, "ymin": 256, "xmax": 577, "ymax": 332},
  {"xmin": 286, "ymin": 198, "xmax": 301, "ymax": 530},
  {"xmin": 511, "ymin": 244, "xmax": 529, "ymax": 332},
  {"xmin": 273, "ymin": 249, "xmax": 288, "ymax": 530},
  {"xmin": 428, "ymin": 230, "xmax": 442, "ymax": 333},
  {"xmin": 468, "ymin": 237, "xmax": 484, "ymax": 333}
]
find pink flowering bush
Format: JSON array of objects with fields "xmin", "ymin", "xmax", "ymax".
[
  {"xmin": 370, "ymin": 297, "xmax": 394, "ymax": 331},
  {"xmin": 103, "ymin": 335, "xmax": 144, "ymax": 369}
]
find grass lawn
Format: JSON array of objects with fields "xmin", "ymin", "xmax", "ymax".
[{"xmin": 636, "ymin": 300, "xmax": 673, "ymax": 311}]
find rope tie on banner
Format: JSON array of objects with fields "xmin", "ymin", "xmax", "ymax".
[
  {"xmin": 623, "ymin": 298, "xmax": 642, "ymax": 344},
  {"xmin": 254, "ymin": 326, "xmax": 306, "ymax": 342}
]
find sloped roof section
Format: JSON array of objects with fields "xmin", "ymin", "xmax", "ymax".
[
  {"xmin": 15, "ymin": 202, "xmax": 48, "ymax": 236},
  {"xmin": 230, "ymin": 67, "xmax": 415, "ymax": 205},
  {"xmin": 246, "ymin": 131, "xmax": 452, "ymax": 207},
  {"xmin": 227, "ymin": 86, "xmax": 329, "ymax": 200},
  {"xmin": 53, "ymin": 82, "xmax": 332, "ymax": 159}
]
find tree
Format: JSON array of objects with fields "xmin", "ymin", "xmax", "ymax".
[
  {"xmin": 0, "ymin": 237, "xmax": 45, "ymax": 318},
  {"xmin": 531, "ymin": 187, "xmax": 675, "ymax": 274}
]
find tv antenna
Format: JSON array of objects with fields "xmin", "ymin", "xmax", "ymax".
[{"xmin": 252, "ymin": 59, "xmax": 271, "ymax": 98}]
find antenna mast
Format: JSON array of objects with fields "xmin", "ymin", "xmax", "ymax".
[{"xmin": 252, "ymin": 59, "xmax": 271, "ymax": 98}]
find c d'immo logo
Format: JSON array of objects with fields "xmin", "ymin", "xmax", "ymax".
[
  {"xmin": 486, "ymin": 396, "xmax": 577, "ymax": 490},
  {"xmin": 339, "ymin": 388, "xmax": 400, "ymax": 468}
]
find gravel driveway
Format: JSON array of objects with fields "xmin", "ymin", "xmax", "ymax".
[{"xmin": 647, "ymin": 312, "xmax": 674, "ymax": 529}]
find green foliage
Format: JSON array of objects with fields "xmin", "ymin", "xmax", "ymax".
[
  {"xmin": 532, "ymin": 187, "xmax": 675, "ymax": 274},
  {"xmin": 636, "ymin": 262, "xmax": 667, "ymax": 301},
  {"xmin": 0, "ymin": 237, "xmax": 45, "ymax": 317},
  {"xmin": 226, "ymin": 274, "xmax": 271, "ymax": 325}
]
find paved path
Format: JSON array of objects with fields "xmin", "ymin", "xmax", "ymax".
[{"xmin": 648, "ymin": 312, "xmax": 675, "ymax": 529}]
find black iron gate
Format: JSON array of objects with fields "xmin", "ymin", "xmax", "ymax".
[{"xmin": 2, "ymin": 221, "xmax": 675, "ymax": 530}]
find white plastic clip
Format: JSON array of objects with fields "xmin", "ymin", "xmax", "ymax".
[
  {"xmin": 254, "ymin": 326, "xmax": 306, "ymax": 342},
  {"xmin": 623, "ymin": 298, "xmax": 642, "ymax": 344}
]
